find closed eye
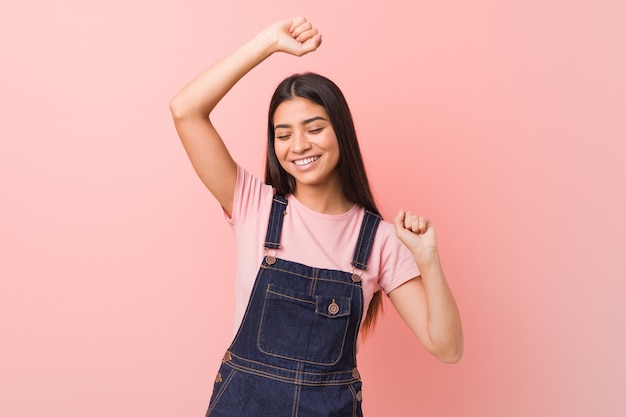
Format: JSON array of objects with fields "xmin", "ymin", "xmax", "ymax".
[{"xmin": 308, "ymin": 127, "xmax": 324, "ymax": 134}]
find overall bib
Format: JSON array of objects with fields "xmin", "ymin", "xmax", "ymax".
[{"xmin": 207, "ymin": 196, "xmax": 381, "ymax": 417}]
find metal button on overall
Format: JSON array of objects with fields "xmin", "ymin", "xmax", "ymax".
[{"xmin": 328, "ymin": 299, "xmax": 340, "ymax": 315}]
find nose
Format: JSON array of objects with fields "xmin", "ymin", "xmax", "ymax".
[{"xmin": 292, "ymin": 130, "xmax": 311, "ymax": 153}]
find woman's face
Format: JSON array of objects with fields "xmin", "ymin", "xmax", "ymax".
[{"xmin": 272, "ymin": 97, "xmax": 340, "ymax": 191}]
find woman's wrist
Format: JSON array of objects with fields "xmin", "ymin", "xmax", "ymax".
[
  {"xmin": 251, "ymin": 26, "xmax": 280, "ymax": 58},
  {"xmin": 413, "ymin": 247, "xmax": 441, "ymax": 271}
]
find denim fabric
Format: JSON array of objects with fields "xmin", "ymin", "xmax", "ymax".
[{"xmin": 207, "ymin": 196, "xmax": 381, "ymax": 417}]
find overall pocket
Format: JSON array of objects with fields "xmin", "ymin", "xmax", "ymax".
[{"xmin": 258, "ymin": 284, "xmax": 352, "ymax": 365}]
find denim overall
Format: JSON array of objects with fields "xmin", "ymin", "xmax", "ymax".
[{"xmin": 207, "ymin": 195, "xmax": 381, "ymax": 417}]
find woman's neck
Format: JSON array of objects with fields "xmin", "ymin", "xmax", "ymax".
[{"xmin": 292, "ymin": 184, "xmax": 353, "ymax": 215}]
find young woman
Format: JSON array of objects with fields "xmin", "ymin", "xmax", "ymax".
[{"xmin": 170, "ymin": 17, "xmax": 463, "ymax": 417}]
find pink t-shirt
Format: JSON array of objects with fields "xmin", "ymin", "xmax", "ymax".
[{"xmin": 226, "ymin": 165, "xmax": 420, "ymax": 333}]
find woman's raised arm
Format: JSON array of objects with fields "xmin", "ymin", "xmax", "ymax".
[{"xmin": 169, "ymin": 17, "xmax": 322, "ymax": 216}]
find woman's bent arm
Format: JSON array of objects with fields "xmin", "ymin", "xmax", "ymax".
[
  {"xmin": 169, "ymin": 18, "xmax": 321, "ymax": 216},
  {"xmin": 389, "ymin": 210, "xmax": 464, "ymax": 363}
]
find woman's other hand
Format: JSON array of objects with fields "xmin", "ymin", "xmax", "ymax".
[
  {"xmin": 261, "ymin": 17, "xmax": 322, "ymax": 57},
  {"xmin": 393, "ymin": 209, "xmax": 438, "ymax": 261}
]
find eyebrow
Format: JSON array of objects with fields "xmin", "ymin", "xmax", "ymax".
[{"xmin": 274, "ymin": 116, "xmax": 328, "ymax": 130}]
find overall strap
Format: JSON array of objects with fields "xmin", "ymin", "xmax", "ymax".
[
  {"xmin": 351, "ymin": 211, "xmax": 382, "ymax": 271},
  {"xmin": 264, "ymin": 195, "xmax": 288, "ymax": 249}
]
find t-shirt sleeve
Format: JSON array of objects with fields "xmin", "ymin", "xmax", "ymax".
[
  {"xmin": 376, "ymin": 222, "xmax": 421, "ymax": 295},
  {"xmin": 224, "ymin": 165, "xmax": 274, "ymax": 227}
]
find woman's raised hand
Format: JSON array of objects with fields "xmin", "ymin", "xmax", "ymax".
[
  {"xmin": 263, "ymin": 17, "xmax": 322, "ymax": 57},
  {"xmin": 394, "ymin": 209, "xmax": 439, "ymax": 261}
]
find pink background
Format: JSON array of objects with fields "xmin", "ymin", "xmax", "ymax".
[{"xmin": 2, "ymin": 0, "xmax": 625, "ymax": 416}]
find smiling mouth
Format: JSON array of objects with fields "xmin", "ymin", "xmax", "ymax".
[{"xmin": 293, "ymin": 156, "xmax": 320, "ymax": 166}]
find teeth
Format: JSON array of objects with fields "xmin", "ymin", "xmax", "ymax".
[{"xmin": 294, "ymin": 156, "xmax": 319, "ymax": 166}]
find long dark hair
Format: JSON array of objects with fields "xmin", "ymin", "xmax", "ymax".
[{"xmin": 264, "ymin": 72, "xmax": 383, "ymax": 337}]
